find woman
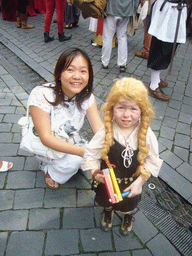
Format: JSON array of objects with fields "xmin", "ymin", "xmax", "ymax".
[{"xmin": 29, "ymin": 48, "xmax": 103, "ymax": 189}]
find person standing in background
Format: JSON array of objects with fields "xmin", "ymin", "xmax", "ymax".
[{"xmin": 16, "ymin": 0, "xmax": 34, "ymax": 29}]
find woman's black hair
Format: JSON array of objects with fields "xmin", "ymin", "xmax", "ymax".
[{"xmin": 50, "ymin": 48, "xmax": 93, "ymax": 110}]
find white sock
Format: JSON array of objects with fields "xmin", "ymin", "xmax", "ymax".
[{"xmin": 150, "ymin": 69, "xmax": 161, "ymax": 90}]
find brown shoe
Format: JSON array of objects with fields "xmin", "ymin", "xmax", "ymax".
[
  {"xmin": 135, "ymin": 51, "xmax": 148, "ymax": 59},
  {"xmin": 159, "ymin": 80, "xmax": 168, "ymax": 87},
  {"xmin": 121, "ymin": 214, "xmax": 134, "ymax": 235},
  {"xmin": 148, "ymin": 87, "xmax": 170, "ymax": 101},
  {"xmin": 101, "ymin": 208, "xmax": 114, "ymax": 232}
]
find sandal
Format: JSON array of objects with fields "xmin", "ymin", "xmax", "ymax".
[
  {"xmin": 64, "ymin": 23, "xmax": 73, "ymax": 29},
  {"xmin": 120, "ymin": 66, "xmax": 127, "ymax": 73},
  {"xmin": 0, "ymin": 161, "xmax": 13, "ymax": 172},
  {"xmin": 45, "ymin": 172, "xmax": 59, "ymax": 189}
]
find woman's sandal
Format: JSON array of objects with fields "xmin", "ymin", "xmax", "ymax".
[
  {"xmin": 0, "ymin": 161, "xmax": 13, "ymax": 172},
  {"xmin": 65, "ymin": 23, "xmax": 73, "ymax": 29},
  {"xmin": 45, "ymin": 172, "xmax": 59, "ymax": 189},
  {"xmin": 120, "ymin": 66, "xmax": 127, "ymax": 73}
]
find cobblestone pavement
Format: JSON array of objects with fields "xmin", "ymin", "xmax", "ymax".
[{"xmin": 0, "ymin": 12, "xmax": 192, "ymax": 256}]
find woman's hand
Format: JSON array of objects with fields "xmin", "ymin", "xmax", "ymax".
[
  {"xmin": 91, "ymin": 169, "xmax": 104, "ymax": 183},
  {"xmin": 123, "ymin": 174, "xmax": 147, "ymax": 198}
]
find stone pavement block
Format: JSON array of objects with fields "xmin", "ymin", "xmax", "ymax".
[
  {"xmin": 159, "ymin": 162, "xmax": 192, "ymax": 200},
  {"xmin": 174, "ymin": 146, "xmax": 189, "ymax": 162},
  {"xmin": 15, "ymin": 106, "xmax": 26, "ymax": 114},
  {"xmin": 63, "ymin": 172, "xmax": 91, "ymax": 189},
  {"xmin": 171, "ymin": 92, "xmax": 183, "ymax": 101},
  {"xmin": 24, "ymin": 156, "xmax": 39, "ymax": 170},
  {"xmin": 28, "ymin": 208, "xmax": 60, "ymax": 230},
  {"xmin": 132, "ymin": 249, "xmax": 153, "ymax": 256},
  {"xmin": 160, "ymin": 150, "xmax": 183, "ymax": 169},
  {"xmin": 5, "ymin": 156, "xmax": 25, "ymax": 171},
  {"xmin": 162, "ymin": 116, "xmax": 177, "ymax": 129},
  {"xmin": 12, "ymin": 132, "xmax": 22, "ymax": 143},
  {"xmin": 14, "ymin": 188, "xmax": 44, "ymax": 209},
  {"xmin": 80, "ymin": 228, "xmax": 113, "ymax": 252},
  {"xmin": 99, "ymin": 252, "xmax": 131, "ymax": 256},
  {"xmin": 44, "ymin": 188, "xmax": 76, "ymax": 208},
  {"xmin": 62, "ymin": 207, "xmax": 95, "ymax": 229},
  {"xmin": 0, "ymin": 132, "xmax": 12, "ymax": 142},
  {"xmin": 0, "ymin": 210, "xmax": 28, "ymax": 230},
  {"xmin": 168, "ymin": 99, "xmax": 182, "ymax": 110},
  {"xmin": 77, "ymin": 189, "xmax": 95, "ymax": 207},
  {"xmin": 0, "ymin": 172, "xmax": 6, "ymax": 189},
  {"xmin": 6, "ymin": 171, "xmax": 36, "ymax": 189},
  {"xmin": 181, "ymin": 104, "xmax": 191, "ymax": 115},
  {"xmin": 0, "ymin": 143, "xmax": 18, "ymax": 156},
  {"xmin": 0, "ymin": 123, "xmax": 12, "ymax": 132},
  {"xmin": 6, "ymin": 231, "xmax": 44, "ymax": 256},
  {"xmin": 165, "ymin": 107, "xmax": 179, "ymax": 119},
  {"xmin": 112, "ymin": 226, "xmax": 143, "ymax": 251},
  {"xmin": 0, "ymin": 190, "xmax": 14, "ymax": 210},
  {"xmin": 36, "ymin": 171, "xmax": 46, "ymax": 188},
  {"xmin": 0, "ymin": 232, "xmax": 8, "ymax": 256},
  {"xmin": 3, "ymin": 113, "xmax": 23, "ymax": 123},
  {"xmin": 12, "ymin": 123, "xmax": 21, "ymax": 132},
  {"xmin": 174, "ymin": 133, "xmax": 190, "ymax": 149},
  {"xmin": 0, "ymin": 99, "xmax": 12, "ymax": 105},
  {"xmin": 176, "ymin": 122, "xmax": 191, "ymax": 135},
  {"xmin": 150, "ymin": 119, "xmax": 162, "ymax": 131},
  {"xmin": 160, "ymin": 126, "xmax": 175, "ymax": 140},
  {"xmin": 176, "ymin": 162, "xmax": 192, "ymax": 183},
  {"xmin": 183, "ymin": 95, "xmax": 192, "ymax": 105},
  {"xmin": 133, "ymin": 211, "xmax": 158, "ymax": 244},
  {"xmin": 45, "ymin": 229, "xmax": 79, "ymax": 255},
  {"xmin": 146, "ymin": 233, "xmax": 181, "ymax": 256}
]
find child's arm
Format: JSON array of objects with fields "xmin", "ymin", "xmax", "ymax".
[{"xmin": 123, "ymin": 173, "xmax": 150, "ymax": 198}]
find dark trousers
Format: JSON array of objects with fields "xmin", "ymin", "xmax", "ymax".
[{"xmin": 17, "ymin": 0, "xmax": 29, "ymax": 14}]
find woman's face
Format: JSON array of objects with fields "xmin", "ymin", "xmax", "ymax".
[{"xmin": 60, "ymin": 55, "xmax": 89, "ymax": 99}]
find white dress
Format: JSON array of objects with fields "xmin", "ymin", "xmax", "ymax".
[{"xmin": 29, "ymin": 83, "xmax": 95, "ymax": 184}]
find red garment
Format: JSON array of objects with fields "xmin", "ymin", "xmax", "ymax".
[
  {"xmin": 27, "ymin": 0, "xmax": 37, "ymax": 17},
  {"xmin": 44, "ymin": 0, "xmax": 65, "ymax": 34},
  {"xmin": 1, "ymin": 0, "xmax": 17, "ymax": 21},
  {"xmin": 34, "ymin": 0, "xmax": 46, "ymax": 14},
  {"xmin": 96, "ymin": 18, "xmax": 103, "ymax": 35}
]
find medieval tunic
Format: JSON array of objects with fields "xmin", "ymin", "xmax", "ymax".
[{"xmin": 82, "ymin": 122, "xmax": 163, "ymax": 212}]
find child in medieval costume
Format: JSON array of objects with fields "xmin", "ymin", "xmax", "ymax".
[{"xmin": 82, "ymin": 77, "xmax": 163, "ymax": 235}]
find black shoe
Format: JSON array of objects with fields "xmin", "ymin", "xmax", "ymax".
[
  {"xmin": 44, "ymin": 32, "xmax": 54, "ymax": 43},
  {"xmin": 58, "ymin": 33, "xmax": 72, "ymax": 42}
]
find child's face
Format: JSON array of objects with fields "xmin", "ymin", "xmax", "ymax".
[
  {"xmin": 113, "ymin": 98, "xmax": 141, "ymax": 132},
  {"xmin": 60, "ymin": 55, "xmax": 89, "ymax": 99}
]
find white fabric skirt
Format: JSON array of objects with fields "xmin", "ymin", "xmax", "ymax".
[{"xmin": 148, "ymin": 0, "xmax": 187, "ymax": 43}]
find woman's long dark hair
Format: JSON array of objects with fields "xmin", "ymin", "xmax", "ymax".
[{"xmin": 50, "ymin": 48, "xmax": 93, "ymax": 110}]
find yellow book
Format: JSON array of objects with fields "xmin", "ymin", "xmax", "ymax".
[{"xmin": 109, "ymin": 167, "xmax": 123, "ymax": 202}]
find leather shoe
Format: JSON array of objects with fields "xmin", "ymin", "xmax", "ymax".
[
  {"xmin": 159, "ymin": 80, "xmax": 168, "ymax": 87},
  {"xmin": 135, "ymin": 51, "xmax": 148, "ymax": 59},
  {"xmin": 148, "ymin": 87, "xmax": 170, "ymax": 101}
]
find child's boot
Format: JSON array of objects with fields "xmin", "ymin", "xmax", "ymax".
[
  {"xmin": 101, "ymin": 207, "xmax": 114, "ymax": 232},
  {"xmin": 120, "ymin": 214, "xmax": 134, "ymax": 235},
  {"xmin": 16, "ymin": 11, "xmax": 21, "ymax": 28}
]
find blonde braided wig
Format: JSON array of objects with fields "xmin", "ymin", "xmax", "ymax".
[{"xmin": 101, "ymin": 77, "xmax": 154, "ymax": 180}]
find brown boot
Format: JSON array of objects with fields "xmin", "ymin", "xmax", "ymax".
[
  {"xmin": 16, "ymin": 11, "xmax": 21, "ymax": 28},
  {"xmin": 20, "ymin": 14, "xmax": 34, "ymax": 29}
]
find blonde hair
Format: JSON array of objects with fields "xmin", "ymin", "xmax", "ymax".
[{"xmin": 101, "ymin": 77, "xmax": 154, "ymax": 180}]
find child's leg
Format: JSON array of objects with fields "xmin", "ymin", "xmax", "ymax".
[
  {"xmin": 101, "ymin": 206, "xmax": 114, "ymax": 232},
  {"xmin": 120, "ymin": 210, "xmax": 135, "ymax": 235}
]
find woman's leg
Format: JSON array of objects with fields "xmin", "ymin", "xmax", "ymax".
[
  {"xmin": 44, "ymin": 0, "xmax": 55, "ymax": 33},
  {"xmin": 55, "ymin": 0, "xmax": 65, "ymax": 34}
]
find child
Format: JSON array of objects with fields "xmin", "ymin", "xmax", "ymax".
[
  {"xmin": 29, "ymin": 48, "xmax": 103, "ymax": 189},
  {"xmin": 81, "ymin": 77, "xmax": 163, "ymax": 235}
]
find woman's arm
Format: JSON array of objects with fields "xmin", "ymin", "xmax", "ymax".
[
  {"xmin": 86, "ymin": 99, "xmax": 103, "ymax": 134},
  {"xmin": 30, "ymin": 106, "xmax": 85, "ymax": 157}
]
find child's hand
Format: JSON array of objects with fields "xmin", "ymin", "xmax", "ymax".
[
  {"xmin": 91, "ymin": 169, "xmax": 104, "ymax": 183},
  {"xmin": 123, "ymin": 174, "xmax": 146, "ymax": 198}
]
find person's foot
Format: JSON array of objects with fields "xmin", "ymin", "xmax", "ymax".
[
  {"xmin": 0, "ymin": 161, "xmax": 13, "ymax": 172},
  {"xmin": 101, "ymin": 208, "xmax": 114, "ymax": 232},
  {"xmin": 102, "ymin": 64, "xmax": 108, "ymax": 69},
  {"xmin": 159, "ymin": 80, "xmax": 168, "ymax": 87},
  {"xmin": 45, "ymin": 172, "xmax": 59, "ymax": 189},
  {"xmin": 44, "ymin": 32, "xmax": 54, "ymax": 43},
  {"xmin": 58, "ymin": 32, "xmax": 72, "ymax": 42},
  {"xmin": 135, "ymin": 51, "xmax": 149, "ymax": 59},
  {"xmin": 120, "ymin": 66, "xmax": 127, "ymax": 73},
  {"xmin": 64, "ymin": 23, "xmax": 73, "ymax": 29},
  {"xmin": 148, "ymin": 86, "xmax": 170, "ymax": 101},
  {"xmin": 120, "ymin": 214, "xmax": 134, "ymax": 235}
]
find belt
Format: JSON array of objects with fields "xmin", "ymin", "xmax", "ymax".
[{"xmin": 160, "ymin": 0, "xmax": 187, "ymax": 11}]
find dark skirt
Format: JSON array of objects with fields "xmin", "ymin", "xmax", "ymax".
[
  {"xmin": 93, "ymin": 139, "xmax": 141, "ymax": 212},
  {"xmin": 147, "ymin": 36, "xmax": 178, "ymax": 70},
  {"xmin": 65, "ymin": 1, "xmax": 80, "ymax": 25}
]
